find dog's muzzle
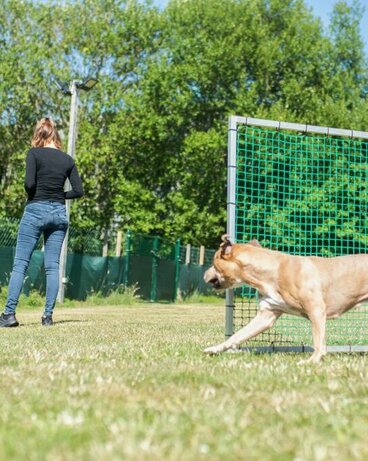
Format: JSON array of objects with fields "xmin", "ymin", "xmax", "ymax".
[
  {"xmin": 208, "ymin": 277, "xmax": 221, "ymax": 289},
  {"xmin": 204, "ymin": 267, "xmax": 222, "ymax": 289}
]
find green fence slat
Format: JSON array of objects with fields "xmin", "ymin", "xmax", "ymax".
[{"xmin": 0, "ymin": 222, "xmax": 217, "ymax": 302}]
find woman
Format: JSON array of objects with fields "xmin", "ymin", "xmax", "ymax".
[{"xmin": 0, "ymin": 118, "xmax": 83, "ymax": 327}]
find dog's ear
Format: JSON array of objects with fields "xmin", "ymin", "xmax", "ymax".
[
  {"xmin": 248, "ymin": 239, "xmax": 262, "ymax": 248},
  {"xmin": 220, "ymin": 234, "xmax": 233, "ymax": 256}
]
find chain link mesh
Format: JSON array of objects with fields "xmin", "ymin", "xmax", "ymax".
[{"xmin": 233, "ymin": 124, "xmax": 368, "ymax": 346}]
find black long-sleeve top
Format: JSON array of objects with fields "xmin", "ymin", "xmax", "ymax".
[{"xmin": 24, "ymin": 147, "xmax": 84, "ymax": 203}]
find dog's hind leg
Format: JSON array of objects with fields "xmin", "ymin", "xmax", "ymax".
[{"xmin": 204, "ymin": 309, "xmax": 282, "ymax": 355}]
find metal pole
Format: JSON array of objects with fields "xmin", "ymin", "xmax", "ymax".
[
  {"xmin": 225, "ymin": 116, "xmax": 238, "ymax": 338},
  {"xmin": 57, "ymin": 81, "xmax": 79, "ymax": 303},
  {"xmin": 124, "ymin": 230, "xmax": 131, "ymax": 287},
  {"xmin": 150, "ymin": 237, "xmax": 159, "ymax": 302},
  {"xmin": 173, "ymin": 239, "xmax": 181, "ymax": 302},
  {"xmin": 230, "ymin": 115, "xmax": 368, "ymax": 140}
]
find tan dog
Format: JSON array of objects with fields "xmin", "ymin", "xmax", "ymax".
[{"xmin": 204, "ymin": 235, "xmax": 368, "ymax": 363}]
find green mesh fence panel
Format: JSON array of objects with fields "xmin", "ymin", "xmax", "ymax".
[
  {"xmin": 0, "ymin": 247, "xmax": 14, "ymax": 285},
  {"xmin": 179, "ymin": 245, "xmax": 215, "ymax": 266},
  {"xmin": 128, "ymin": 255, "xmax": 153, "ymax": 300},
  {"xmin": 179, "ymin": 265, "xmax": 214, "ymax": 297},
  {"xmin": 0, "ymin": 218, "xmax": 18, "ymax": 247},
  {"xmin": 64, "ymin": 254, "xmax": 127, "ymax": 300},
  {"xmin": 67, "ymin": 227, "xmax": 103, "ymax": 255},
  {"xmin": 126, "ymin": 234, "xmax": 178, "ymax": 301},
  {"xmin": 156, "ymin": 259, "xmax": 176, "ymax": 300},
  {"xmin": 229, "ymin": 117, "xmax": 368, "ymax": 347},
  {"xmin": 190, "ymin": 247, "xmax": 201, "ymax": 265},
  {"xmin": 0, "ymin": 217, "xmax": 98, "ymax": 254},
  {"xmin": 204, "ymin": 249, "xmax": 216, "ymax": 266},
  {"xmin": 0, "ymin": 218, "xmax": 214, "ymax": 301},
  {"xmin": 0, "ymin": 217, "xmax": 43, "ymax": 249}
]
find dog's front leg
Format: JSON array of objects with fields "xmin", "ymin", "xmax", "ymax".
[
  {"xmin": 204, "ymin": 309, "xmax": 282, "ymax": 355},
  {"xmin": 298, "ymin": 307, "xmax": 327, "ymax": 365}
]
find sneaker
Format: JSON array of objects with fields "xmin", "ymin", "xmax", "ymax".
[
  {"xmin": 41, "ymin": 316, "xmax": 53, "ymax": 326},
  {"xmin": 0, "ymin": 313, "xmax": 19, "ymax": 328}
]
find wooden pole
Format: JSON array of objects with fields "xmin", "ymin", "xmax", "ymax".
[
  {"xmin": 185, "ymin": 244, "xmax": 191, "ymax": 265},
  {"xmin": 199, "ymin": 245, "xmax": 205, "ymax": 265},
  {"xmin": 102, "ymin": 229, "xmax": 108, "ymax": 257},
  {"xmin": 115, "ymin": 230, "xmax": 122, "ymax": 257}
]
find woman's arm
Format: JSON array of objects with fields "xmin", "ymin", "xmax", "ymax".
[
  {"xmin": 65, "ymin": 163, "xmax": 84, "ymax": 199},
  {"xmin": 24, "ymin": 150, "xmax": 36, "ymax": 193}
]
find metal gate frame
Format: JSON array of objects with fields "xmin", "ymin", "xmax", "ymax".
[{"xmin": 226, "ymin": 115, "xmax": 368, "ymax": 353}]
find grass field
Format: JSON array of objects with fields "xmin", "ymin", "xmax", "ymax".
[{"xmin": 0, "ymin": 303, "xmax": 367, "ymax": 461}]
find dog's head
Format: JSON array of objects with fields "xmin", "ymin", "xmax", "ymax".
[{"xmin": 204, "ymin": 235, "xmax": 261, "ymax": 290}]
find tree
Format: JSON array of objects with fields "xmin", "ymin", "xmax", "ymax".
[
  {"xmin": 0, "ymin": 0, "xmax": 70, "ymax": 216},
  {"xmin": 1, "ymin": 0, "xmax": 367, "ymax": 248}
]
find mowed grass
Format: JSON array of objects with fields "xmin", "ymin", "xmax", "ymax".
[{"xmin": 0, "ymin": 304, "xmax": 367, "ymax": 461}]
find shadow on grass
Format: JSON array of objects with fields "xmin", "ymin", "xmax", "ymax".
[{"xmin": 19, "ymin": 319, "xmax": 89, "ymax": 327}]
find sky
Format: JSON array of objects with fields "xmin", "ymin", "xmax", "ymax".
[
  {"xmin": 304, "ymin": 0, "xmax": 368, "ymax": 53},
  {"xmin": 152, "ymin": 0, "xmax": 368, "ymax": 55}
]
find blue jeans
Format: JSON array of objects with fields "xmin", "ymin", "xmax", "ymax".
[{"xmin": 5, "ymin": 201, "xmax": 68, "ymax": 317}]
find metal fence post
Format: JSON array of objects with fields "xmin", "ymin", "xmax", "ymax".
[
  {"xmin": 173, "ymin": 239, "xmax": 181, "ymax": 302},
  {"xmin": 225, "ymin": 115, "xmax": 237, "ymax": 338},
  {"xmin": 124, "ymin": 230, "xmax": 131, "ymax": 287},
  {"xmin": 150, "ymin": 236, "xmax": 159, "ymax": 302}
]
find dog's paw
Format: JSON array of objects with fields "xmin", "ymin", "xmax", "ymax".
[
  {"xmin": 203, "ymin": 344, "xmax": 224, "ymax": 355},
  {"xmin": 297, "ymin": 355, "xmax": 322, "ymax": 365}
]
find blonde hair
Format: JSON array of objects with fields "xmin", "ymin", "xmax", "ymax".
[{"xmin": 31, "ymin": 117, "xmax": 62, "ymax": 149}]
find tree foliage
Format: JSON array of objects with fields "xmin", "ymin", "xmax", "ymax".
[{"xmin": 0, "ymin": 0, "xmax": 367, "ymax": 246}]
